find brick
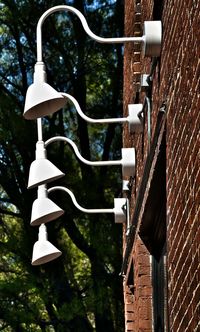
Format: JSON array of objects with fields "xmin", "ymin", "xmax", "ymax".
[
  {"xmin": 126, "ymin": 304, "xmax": 134, "ymax": 312},
  {"xmin": 126, "ymin": 312, "xmax": 134, "ymax": 321},
  {"xmin": 138, "ymin": 319, "xmax": 152, "ymax": 330},
  {"xmin": 126, "ymin": 321, "xmax": 134, "ymax": 330},
  {"xmin": 137, "ymin": 286, "xmax": 152, "ymax": 297},
  {"xmin": 123, "ymin": 1, "xmax": 200, "ymax": 332}
]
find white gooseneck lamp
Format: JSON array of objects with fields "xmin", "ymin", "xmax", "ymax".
[{"xmin": 23, "ymin": 5, "xmax": 161, "ymax": 120}]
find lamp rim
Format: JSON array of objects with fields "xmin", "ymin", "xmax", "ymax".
[
  {"xmin": 32, "ymin": 251, "xmax": 62, "ymax": 265},
  {"xmin": 31, "ymin": 209, "xmax": 64, "ymax": 226}
]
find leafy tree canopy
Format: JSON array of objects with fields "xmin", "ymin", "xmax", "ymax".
[{"xmin": 0, "ymin": 1, "xmax": 124, "ymax": 331}]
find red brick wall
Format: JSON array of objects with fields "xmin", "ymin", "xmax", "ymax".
[
  {"xmin": 123, "ymin": 1, "xmax": 154, "ymax": 331},
  {"xmin": 124, "ymin": 239, "xmax": 152, "ymax": 332},
  {"xmin": 123, "ymin": 0, "xmax": 200, "ymax": 331},
  {"xmin": 162, "ymin": 1, "xmax": 200, "ymax": 331}
]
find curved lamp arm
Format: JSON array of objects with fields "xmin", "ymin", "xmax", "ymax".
[
  {"xmin": 61, "ymin": 93, "xmax": 144, "ymax": 134},
  {"xmin": 48, "ymin": 186, "xmax": 113, "ymax": 214},
  {"xmin": 48, "ymin": 186, "xmax": 127, "ymax": 223},
  {"xmin": 61, "ymin": 93, "xmax": 127, "ymax": 124},
  {"xmin": 45, "ymin": 136, "xmax": 135, "ymax": 177},
  {"xmin": 45, "ymin": 136, "xmax": 121, "ymax": 166},
  {"xmin": 35, "ymin": 94, "xmax": 143, "ymax": 143},
  {"xmin": 37, "ymin": 5, "xmax": 144, "ymax": 62}
]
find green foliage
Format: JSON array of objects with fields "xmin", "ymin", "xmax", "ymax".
[{"xmin": 0, "ymin": 0, "xmax": 124, "ymax": 331}]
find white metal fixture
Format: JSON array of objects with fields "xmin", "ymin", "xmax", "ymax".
[
  {"xmin": 31, "ymin": 185, "xmax": 128, "ymax": 226},
  {"xmin": 140, "ymin": 74, "xmax": 150, "ymax": 92},
  {"xmin": 45, "ymin": 136, "xmax": 136, "ymax": 177},
  {"xmin": 48, "ymin": 187, "xmax": 128, "ymax": 224},
  {"xmin": 32, "ymin": 224, "xmax": 62, "ymax": 266},
  {"xmin": 23, "ymin": 77, "xmax": 150, "ymax": 136},
  {"xmin": 143, "ymin": 21, "xmax": 162, "ymax": 57},
  {"xmin": 23, "ymin": 5, "xmax": 162, "ymax": 120},
  {"xmin": 31, "ymin": 185, "xmax": 64, "ymax": 226},
  {"xmin": 122, "ymin": 180, "xmax": 130, "ymax": 193},
  {"xmin": 28, "ymin": 140, "xmax": 65, "ymax": 189},
  {"xmin": 36, "ymin": 6, "xmax": 161, "ymax": 62},
  {"xmin": 28, "ymin": 139, "xmax": 135, "ymax": 189},
  {"xmin": 128, "ymin": 104, "xmax": 144, "ymax": 133}
]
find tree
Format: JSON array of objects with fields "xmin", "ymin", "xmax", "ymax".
[{"xmin": 0, "ymin": 1, "xmax": 124, "ymax": 331}]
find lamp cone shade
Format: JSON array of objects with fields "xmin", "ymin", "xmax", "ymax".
[
  {"xmin": 32, "ymin": 224, "xmax": 62, "ymax": 266},
  {"xmin": 31, "ymin": 196, "xmax": 64, "ymax": 226},
  {"xmin": 28, "ymin": 159, "xmax": 65, "ymax": 189},
  {"xmin": 23, "ymin": 82, "xmax": 66, "ymax": 120}
]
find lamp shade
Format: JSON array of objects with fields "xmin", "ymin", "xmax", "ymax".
[
  {"xmin": 28, "ymin": 141, "xmax": 65, "ymax": 189},
  {"xmin": 23, "ymin": 82, "xmax": 66, "ymax": 120},
  {"xmin": 31, "ymin": 196, "xmax": 64, "ymax": 226},
  {"xmin": 32, "ymin": 224, "xmax": 62, "ymax": 265},
  {"xmin": 28, "ymin": 158, "xmax": 65, "ymax": 189}
]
